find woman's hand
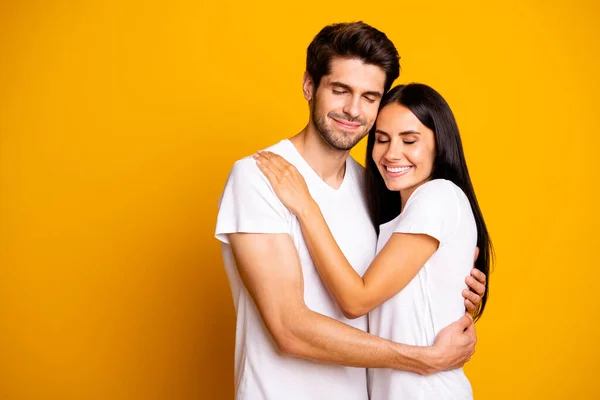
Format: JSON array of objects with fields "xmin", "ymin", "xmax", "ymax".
[
  {"xmin": 462, "ymin": 247, "xmax": 487, "ymax": 316},
  {"xmin": 254, "ymin": 151, "xmax": 317, "ymax": 217}
]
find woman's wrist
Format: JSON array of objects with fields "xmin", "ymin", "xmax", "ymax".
[{"xmin": 296, "ymin": 199, "xmax": 320, "ymax": 221}]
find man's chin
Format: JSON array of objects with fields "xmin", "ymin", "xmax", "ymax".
[
  {"xmin": 340, "ymin": 135, "xmax": 367, "ymax": 149},
  {"xmin": 325, "ymin": 136, "xmax": 359, "ymax": 151},
  {"xmin": 318, "ymin": 125, "xmax": 366, "ymax": 151}
]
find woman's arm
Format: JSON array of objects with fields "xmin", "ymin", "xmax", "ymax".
[
  {"xmin": 254, "ymin": 151, "xmax": 484, "ymax": 318},
  {"xmin": 298, "ymin": 203, "xmax": 438, "ymax": 318}
]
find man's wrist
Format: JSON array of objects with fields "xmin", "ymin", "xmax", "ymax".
[
  {"xmin": 391, "ymin": 344, "xmax": 441, "ymax": 375},
  {"xmin": 419, "ymin": 345, "xmax": 443, "ymax": 375}
]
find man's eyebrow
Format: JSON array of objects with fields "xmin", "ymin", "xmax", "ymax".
[{"xmin": 330, "ymin": 81, "xmax": 383, "ymax": 98}]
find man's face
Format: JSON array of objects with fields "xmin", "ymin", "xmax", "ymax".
[{"xmin": 306, "ymin": 57, "xmax": 386, "ymax": 151}]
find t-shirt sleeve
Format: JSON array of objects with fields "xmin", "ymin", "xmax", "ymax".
[
  {"xmin": 393, "ymin": 180, "xmax": 461, "ymax": 245},
  {"xmin": 215, "ymin": 158, "xmax": 291, "ymax": 244}
]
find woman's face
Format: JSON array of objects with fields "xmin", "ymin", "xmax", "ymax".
[{"xmin": 372, "ymin": 103, "xmax": 436, "ymax": 198}]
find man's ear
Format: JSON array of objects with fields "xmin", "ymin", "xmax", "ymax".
[{"xmin": 302, "ymin": 71, "xmax": 315, "ymax": 102}]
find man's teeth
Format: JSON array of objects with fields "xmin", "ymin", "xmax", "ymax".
[{"xmin": 386, "ymin": 166, "xmax": 411, "ymax": 173}]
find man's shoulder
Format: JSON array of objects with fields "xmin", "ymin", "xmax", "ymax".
[
  {"xmin": 225, "ymin": 140, "xmax": 298, "ymax": 196},
  {"xmin": 231, "ymin": 140, "xmax": 301, "ymax": 180},
  {"xmin": 230, "ymin": 140, "xmax": 291, "ymax": 173},
  {"xmin": 264, "ymin": 139, "xmax": 292, "ymax": 154}
]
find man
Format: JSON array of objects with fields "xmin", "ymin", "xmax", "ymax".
[{"xmin": 215, "ymin": 22, "xmax": 486, "ymax": 400}]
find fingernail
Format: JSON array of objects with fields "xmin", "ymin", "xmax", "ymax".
[{"xmin": 255, "ymin": 159, "xmax": 261, "ymax": 165}]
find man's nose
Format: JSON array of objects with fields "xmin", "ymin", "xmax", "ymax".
[{"xmin": 343, "ymin": 96, "xmax": 361, "ymax": 119}]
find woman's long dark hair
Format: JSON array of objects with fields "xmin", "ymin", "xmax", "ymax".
[{"xmin": 365, "ymin": 83, "xmax": 494, "ymax": 321}]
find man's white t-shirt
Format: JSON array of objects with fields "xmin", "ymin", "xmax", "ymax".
[
  {"xmin": 215, "ymin": 139, "xmax": 377, "ymax": 400},
  {"xmin": 368, "ymin": 179, "xmax": 476, "ymax": 400}
]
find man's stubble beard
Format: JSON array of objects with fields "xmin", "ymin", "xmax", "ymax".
[{"xmin": 311, "ymin": 96, "xmax": 371, "ymax": 151}]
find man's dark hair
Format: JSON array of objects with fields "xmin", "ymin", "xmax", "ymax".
[{"xmin": 306, "ymin": 22, "xmax": 400, "ymax": 93}]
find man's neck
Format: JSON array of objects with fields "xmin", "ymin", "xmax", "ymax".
[{"xmin": 289, "ymin": 124, "xmax": 350, "ymax": 189}]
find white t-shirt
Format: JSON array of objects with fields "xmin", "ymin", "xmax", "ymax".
[
  {"xmin": 215, "ymin": 139, "xmax": 377, "ymax": 400},
  {"xmin": 368, "ymin": 179, "xmax": 476, "ymax": 400}
]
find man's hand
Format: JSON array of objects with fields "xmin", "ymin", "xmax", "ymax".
[
  {"xmin": 428, "ymin": 315, "xmax": 476, "ymax": 374},
  {"xmin": 463, "ymin": 247, "xmax": 486, "ymax": 314}
]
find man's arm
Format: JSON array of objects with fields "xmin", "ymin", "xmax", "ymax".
[{"xmin": 229, "ymin": 232, "xmax": 476, "ymax": 375}]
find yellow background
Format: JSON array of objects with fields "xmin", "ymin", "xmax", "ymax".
[{"xmin": 1, "ymin": 0, "xmax": 599, "ymax": 399}]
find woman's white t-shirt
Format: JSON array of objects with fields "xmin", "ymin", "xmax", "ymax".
[{"xmin": 368, "ymin": 179, "xmax": 477, "ymax": 400}]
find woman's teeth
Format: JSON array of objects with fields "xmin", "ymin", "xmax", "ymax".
[{"xmin": 386, "ymin": 166, "xmax": 411, "ymax": 173}]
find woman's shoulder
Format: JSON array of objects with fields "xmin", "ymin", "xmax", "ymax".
[
  {"xmin": 411, "ymin": 179, "xmax": 461, "ymax": 200},
  {"xmin": 409, "ymin": 180, "xmax": 473, "ymax": 226},
  {"xmin": 403, "ymin": 179, "xmax": 469, "ymax": 220}
]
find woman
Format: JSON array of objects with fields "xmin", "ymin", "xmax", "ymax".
[{"xmin": 255, "ymin": 83, "xmax": 493, "ymax": 399}]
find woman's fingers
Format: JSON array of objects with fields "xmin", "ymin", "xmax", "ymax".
[
  {"xmin": 265, "ymin": 152, "xmax": 291, "ymax": 169},
  {"xmin": 255, "ymin": 152, "xmax": 281, "ymax": 172},
  {"xmin": 466, "ymin": 273, "xmax": 486, "ymax": 297},
  {"xmin": 462, "ymin": 289, "xmax": 481, "ymax": 311},
  {"xmin": 260, "ymin": 152, "xmax": 294, "ymax": 177},
  {"xmin": 464, "ymin": 298, "xmax": 476, "ymax": 314},
  {"xmin": 254, "ymin": 151, "xmax": 297, "ymax": 183},
  {"xmin": 255, "ymin": 156, "xmax": 279, "ymax": 185},
  {"xmin": 268, "ymin": 153, "xmax": 301, "ymax": 184},
  {"xmin": 471, "ymin": 268, "xmax": 486, "ymax": 287},
  {"xmin": 254, "ymin": 152, "xmax": 282, "ymax": 182}
]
